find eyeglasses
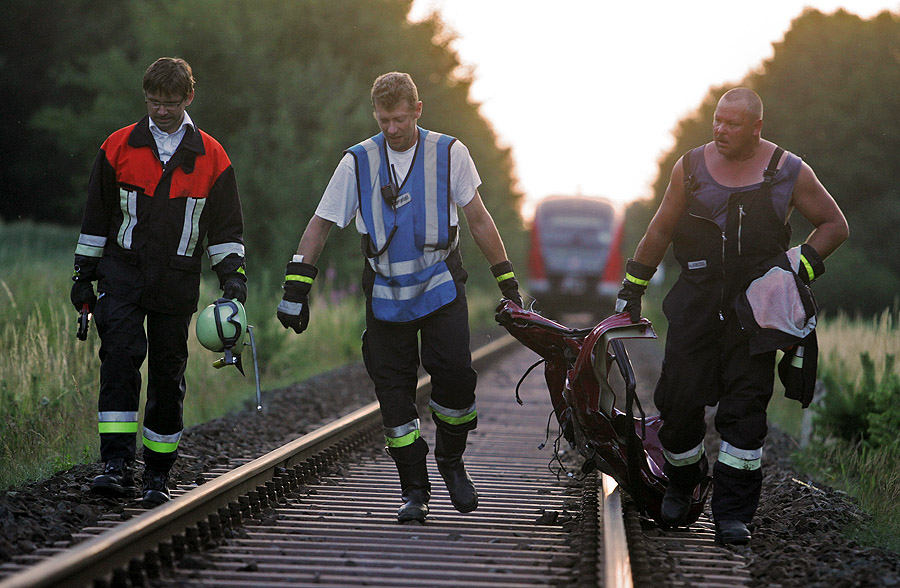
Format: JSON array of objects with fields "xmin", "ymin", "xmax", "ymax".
[{"xmin": 145, "ymin": 96, "xmax": 186, "ymax": 110}]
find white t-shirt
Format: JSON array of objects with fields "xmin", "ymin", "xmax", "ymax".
[{"xmin": 314, "ymin": 136, "xmax": 482, "ymax": 231}]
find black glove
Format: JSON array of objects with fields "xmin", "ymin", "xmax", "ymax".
[
  {"xmin": 615, "ymin": 258, "xmax": 656, "ymax": 322},
  {"xmin": 71, "ymin": 255, "xmax": 99, "ymax": 312},
  {"xmin": 277, "ymin": 260, "xmax": 318, "ymax": 334},
  {"xmin": 797, "ymin": 243, "xmax": 825, "ymax": 285},
  {"xmin": 222, "ymin": 277, "xmax": 248, "ymax": 304},
  {"xmin": 490, "ymin": 260, "xmax": 523, "ymax": 308},
  {"xmin": 70, "ymin": 282, "xmax": 97, "ymax": 313}
]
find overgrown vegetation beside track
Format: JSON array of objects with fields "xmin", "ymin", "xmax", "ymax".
[
  {"xmin": 0, "ymin": 221, "xmax": 502, "ymax": 489},
  {"xmin": 791, "ymin": 311, "xmax": 900, "ymax": 552}
]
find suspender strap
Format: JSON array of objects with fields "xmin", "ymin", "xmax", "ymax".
[
  {"xmin": 681, "ymin": 149, "xmax": 694, "ymax": 196},
  {"xmin": 763, "ymin": 146, "xmax": 785, "ymax": 182},
  {"xmin": 681, "ymin": 145, "xmax": 782, "ymax": 193}
]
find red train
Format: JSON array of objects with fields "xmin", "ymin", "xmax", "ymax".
[{"xmin": 527, "ymin": 195, "xmax": 624, "ymax": 315}]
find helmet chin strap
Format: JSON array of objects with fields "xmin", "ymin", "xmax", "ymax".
[
  {"xmin": 204, "ymin": 298, "xmax": 262, "ymax": 410},
  {"xmin": 211, "ymin": 298, "xmax": 244, "ymax": 375},
  {"xmin": 213, "ymin": 298, "xmax": 242, "ymax": 348}
]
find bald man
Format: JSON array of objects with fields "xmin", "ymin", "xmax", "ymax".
[{"xmin": 615, "ymin": 88, "xmax": 848, "ymax": 544}]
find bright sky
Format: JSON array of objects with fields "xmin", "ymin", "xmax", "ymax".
[{"xmin": 409, "ymin": 1, "xmax": 899, "ymax": 217}]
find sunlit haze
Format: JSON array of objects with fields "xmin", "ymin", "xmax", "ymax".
[{"xmin": 409, "ymin": 1, "xmax": 899, "ymax": 218}]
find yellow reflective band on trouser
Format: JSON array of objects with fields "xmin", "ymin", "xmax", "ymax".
[
  {"xmin": 98, "ymin": 422, "xmax": 139, "ymax": 434},
  {"xmin": 384, "ymin": 419, "xmax": 421, "ymax": 448},
  {"xmin": 718, "ymin": 441, "xmax": 762, "ymax": 471},
  {"xmin": 429, "ymin": 399, "xmax": 477, "ymax": 426},
  {"xmin": 495, "ymin": 271, "xmax": 515, "ymax": 283},
  {"xmin": 662, "ymin": 442, "xmax": 704, "ymax": 467},
  {"xmin": 285, "ymin": 274, "xmax": 314, "ymax": 284},
  {"xmin": 98, "ymin": 411, "xmax": 139, "ymax": 434},
  {"xmin": 142, "ymin": 427, "xmax": 182, "ymax": 454},
  {"xmin": 799, "ymin": 254, "xmax": 815, "ymax": 282},
  {"xmin": 625, "ymin": 272, "xmax": 650, "ymax": 287},
  {"xmin": 384, "ymin": 429, "xmax": 420, "ymax": 448}
]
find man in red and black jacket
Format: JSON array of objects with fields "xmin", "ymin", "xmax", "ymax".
[{"xmin": 70, "ymin": 57, "xmax": 246, "ymax": 508}]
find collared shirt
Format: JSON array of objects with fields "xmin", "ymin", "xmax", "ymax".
[{"xmin": 148, "ymin": 111, "xmax": 195, "ymax": 165}]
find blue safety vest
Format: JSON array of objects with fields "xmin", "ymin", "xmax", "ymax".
[{"xmin": 348, "ymin": 128, "xmax": 459, "ymax": 322}]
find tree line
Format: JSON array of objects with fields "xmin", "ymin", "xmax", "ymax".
[
  {"xmin": 2, "ymin": 3, "xmax": 897, "ymax": 315},
  {"xmin": 0, "ymin": 0, "xmax": 525, "ymax": 285},
  {"xmin": 627, "ymin": 8, "xmax": 900, "ymax": 317}
]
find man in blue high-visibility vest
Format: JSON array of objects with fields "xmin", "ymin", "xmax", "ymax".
[{"xmin": 277, "ymin": 72, "xmax": 521, "ymax": 524}]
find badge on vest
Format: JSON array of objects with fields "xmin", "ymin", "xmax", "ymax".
[
  {"xmin": 395, "ymin": 192, "xmax": 412, "ymax": 208},
  {"xmin": 688, "ymin": 260, "xmax": 707, "ymax": 270}
]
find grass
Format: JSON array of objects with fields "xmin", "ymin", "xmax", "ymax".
[
  {"xmin": 642, "ymin": 271, "xmax": 900, "ymax": 554},
  {"xmin": 0, "ymin": 220, "xmax": 505, "ymax": 489},
  {"xmin": 786, "ymin": 310, "xmax": 900, "ymax": 552}
]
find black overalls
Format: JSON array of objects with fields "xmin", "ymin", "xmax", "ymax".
[{"xmin": 655, "ymin": 146, "xmax": 791, "ymax": 522}]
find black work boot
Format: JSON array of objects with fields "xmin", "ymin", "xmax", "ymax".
[
  {"xmin": 715, "ymin": 519, "xmax": 751, "ymax": 545},
  {"xmin": 394, "ymin": 460, "xmax": 431, "ymax": 523},
  {"xmin": 434, "ymin": 429, "xmax": 478, "ymax": 513},
  {"xmin": 90, "ymin": 457, "xmax": 135, "ymax": 498},
  {"xmin": 141, "ymin": 468, "xmax": 171, "ymax": 508},
  {"xmin": 660, "ymin": 457, "xmax": 708, "ymax": 528},
  {"xmin": 660, "ymin": 482, "xmax": 694, "ymax": 527}
]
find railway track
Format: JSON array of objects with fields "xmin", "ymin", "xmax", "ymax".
[{"xmin": 0, "ymin": 334, "xmax": 755, "ymax": 588}]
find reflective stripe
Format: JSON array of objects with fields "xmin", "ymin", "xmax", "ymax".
[
  {"xmin": 718, "ymin": 441, "xmax": 762, "ymax": 471},
  {"xmin": 98, "ymin": 411, "xmax": 139, "ymax": 434},
  {"xmin": 207, "ymin": 242, "xmax": 245, "ymax": 267},
  {"xmin": 176, "ymin": 197, "xmax": 206, "ymax": 256},
  {"xmin": 430, "ymin": 399, "xmax": 477, "ymax": 425},
  {"xmin": 790, "ymin": 345, "xmax": 805, "ymax": 368},
  {"xmin": 625, "ymin": 272, "xmax": 650, "ymax": 287},
  {"xmin": 368, "ymin": 243, "xmax": 456, "ymax": 278},
  {"xmin": 371, "ymin": 269, "xmax": 454, "ymax": 302},
  {"xmin": 384, "ymin": 419, "xmax": 420, "ymax": 448},
  {"xmin": 277, "ymin": 300, "xmax": 304, "ymax": 314},
  {"xmin": 75, "ymin": 233, "xmax": 107, "ymax": 258},
  {"xmin": 385, "ymin": 430, "xmax": 419, "ymax": 448},
  {"xmin": 99, "ymin": 411, "xmax": 139, "ymax": 421},
  {"xmin": 424, "ymin": 132, "xmax": 439, "ymax": 247},
  {"xmin": 662, "ymin": 442, "xmax": 704, "ymax": 467},
  {"xmin": 117, "ymin": 188, "xmax": 138, "ymax": 249},
  {"xmin": 99, "ymin": 422, "xmax": 139, "ymax": 434},
  {"xmin": 359, "ymin": 137, "xmax": 389, "ymax": 260},
  {"xmin": 285, "ymin": 274, "xmax": 315, "ymax": 284},
  {"xmin": 142, "ymin": 427, "xmax": 182, "ymax": 454},
  {"xmin": 494, "ymin": 271, "xmax": 515, "ymax": 283},
  {"xmin": 799, "ymin": 253, "xmax": 815, "ymax": 281}
]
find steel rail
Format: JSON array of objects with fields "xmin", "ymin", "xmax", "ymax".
[
  {"xmin": 0, "ymin": 335, "xmax": 517, "ymax": 588},
  {"xmin": 0, "ymin": 332, "xmax": 637, "ymax": 588},
  {"xmin": 603, "ymin": 473, "xmax": 634, "ymax": 588}
]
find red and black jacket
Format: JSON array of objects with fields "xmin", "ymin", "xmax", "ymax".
[{"xmin": 75, "ymin": 115, "xmax": 245, "ymax": 314}]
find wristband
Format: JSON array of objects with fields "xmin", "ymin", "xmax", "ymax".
[
  {"xmin": 623, "ymin": 258, "xmax": 656, "ymax": 287},
  {"xmin": 284, "ymin": 261, "xmax": 318, "ymax": 298},
  {"xmin": 490, "ymin": 260, "xmax": 515, "ymax": 282},
  {"xmin": 798, "ymin": 244, "xmax": 825, "ymax": 283}
]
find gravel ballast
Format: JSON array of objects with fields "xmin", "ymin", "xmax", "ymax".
[{"xmin": 1, "ymin": 345, "xmax": 898, "ymax": 586}]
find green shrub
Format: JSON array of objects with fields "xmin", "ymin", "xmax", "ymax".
[{"xmin": 813, "ymin": 352, "xmax": 900, "ymax": 451}]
